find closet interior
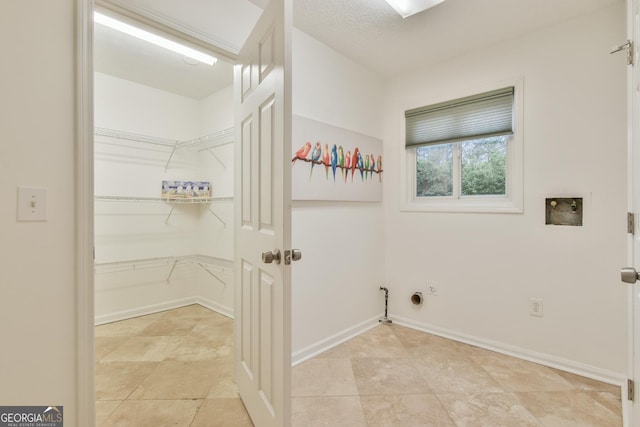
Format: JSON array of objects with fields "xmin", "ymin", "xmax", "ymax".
[{"xmin": 93, "ymin": 21, "xmax": 236, "ymax": 325}]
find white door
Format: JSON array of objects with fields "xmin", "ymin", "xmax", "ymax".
[
  {"xmin": 626, "ymin": 0, "xmax": 640, "ymax": 424},
  {"xmin": 233, "ymin": 0, "xmax": 292, "ymax": 426}
]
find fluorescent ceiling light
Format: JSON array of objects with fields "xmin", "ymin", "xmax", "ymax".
[
  {"xmin": 94, "ymin": 12, "xmax": 217, "ymax": 66},
  {"xmin": 384, "ymin": 0, "xmax": 446, "ymax": 18}
]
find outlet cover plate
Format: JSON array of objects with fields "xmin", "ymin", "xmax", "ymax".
[{"xmin": 529, "ymin": 298, "xmax": 543, "ymax": 317}]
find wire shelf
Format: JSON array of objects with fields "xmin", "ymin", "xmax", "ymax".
[
  {"xmin": 94, "ymin": 127, "xmax": 234, "ymax": 170},
  {"xmin": 94, "ymin": 195, "xmax": 229, "ymax": 227}
]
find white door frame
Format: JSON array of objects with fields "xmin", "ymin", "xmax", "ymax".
[
  {"xmin": 628, "ymin": 0, "xmax": 640, "ymax": 424},
  {"xmin": 75, "ymin": 0, "xmax": 96, "ymax": 425}
]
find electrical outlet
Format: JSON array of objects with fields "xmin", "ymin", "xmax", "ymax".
[
  {"xmin": 426, "ymin": 282, "xmax": 439, "ymax": 296},
  {"xmin": 529, "ymin": 298, "xmax": 543, "ymax": 317}
]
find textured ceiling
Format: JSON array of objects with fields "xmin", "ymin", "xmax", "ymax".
[
  {"xmin": 293, "ymin": 0, "xmax": 622, "ymax": 76},
  {"xmin": 95, "ymin": 0, "xmax": 623, "ymax": 98}
]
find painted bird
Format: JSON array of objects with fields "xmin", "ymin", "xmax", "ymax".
[
  {"xmin": 344, "ymin": 150, "xmax": 351, "ymax": 183},
  {"xmin": 364, "ymin": 155, "xmax": 370, "ymax": 180},
  {"xmin": 322, "ymin": 144, "xmax": 330, "ymax": 179},
  {"xmin": 350, "ymin": 147, "xmax": 359, "ymax": 182},
  {"xmin": 292, "ymin": 142, "xmax": 312, "ymax": 164},
  {"xmin": 377, "ymin": 155, "xmax": 383, "ymax": 182},
  {"xmin": 338, "ymin": 146, "xmax": 345, "ymax": 180},
  {"xmin": 370, "ymin": 155, "xmax": 376, "ymax": 181},
  {"xmin": 309, "ymin": 142, "xmax": 322, "ymax": 181},
  {"xmin": 330, "ymin": 144, "xmax": 338, "ymax": 181},
  {"xmin": 357, "ymin": 151, "xmax": 364, "ymax": 181}
]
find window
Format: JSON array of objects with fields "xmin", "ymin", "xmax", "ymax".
[{"xmin": 402, "ymin": 82, "xmax": 523, "ymax": 213}]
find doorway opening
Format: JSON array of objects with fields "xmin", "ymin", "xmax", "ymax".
[{"xmin": 92, "ymin": 8, "xmax": 242, "ymax": 424}]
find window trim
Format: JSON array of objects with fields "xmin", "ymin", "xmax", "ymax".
[{"xmin": 400, "ymin": 78, "xmax": 524, "ymax": 213}]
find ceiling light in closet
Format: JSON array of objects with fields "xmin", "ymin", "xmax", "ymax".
[
  {"xmin": 384, "ymin": 0, "xmax": 446, "ymax": 18},
  {"xmin": 94, "ymin": 12, "xmax": 218, "ymax": 66}
]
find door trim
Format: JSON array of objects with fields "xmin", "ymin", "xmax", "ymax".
[
  {"xmin": 93, "ymin": 0, "xmax": 238, "ymax": 63},
  {"xmin": 627, "ymin": 0, "xmax": 639, "ymax": 423},
  {"xmin": 75, "ymin": 0, "xmax": 95, "ymax": 425}
]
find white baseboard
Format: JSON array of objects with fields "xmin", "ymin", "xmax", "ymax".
[
  {"xmin": 95, "ymin": 296, "xmax": 234, "ymax": 325},
  {"xmin": 95, "ymin": 297, "xmax": 199, "ymax": 325},
  {"xmin": 291, "ymin": 316, "xmax": 380, "ymax": 366},
  {"xmin": 391, "ymin": 315, "xmax": 627, "ymax": 388},
  {"xmin": 195, "ymin": 296, "xmax": 234, "ymax": 319}
]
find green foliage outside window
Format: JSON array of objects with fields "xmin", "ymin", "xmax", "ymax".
[
  {"xmin": 461, "ymin": 137, "xmax": 506, "ymax": 196},
  {"xmin": 416, "ymin": 144, "xmax": 453, "ymax": 197},
  {"xmin": 416, "ymin": 136, "xmax": 506, "ymax": 198}
]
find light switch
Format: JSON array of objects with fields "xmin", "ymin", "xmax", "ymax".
[{"xmin": 17, "ymin": 186, "xmax": 48, "ymax": 221}]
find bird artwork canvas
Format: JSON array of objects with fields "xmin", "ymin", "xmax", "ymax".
[{"xmin": 291, "ymin": 115, "xmax": 383, "ymax": 201}]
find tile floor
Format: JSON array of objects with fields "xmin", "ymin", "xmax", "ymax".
[
  {"xmin": 95, "ymin": 304, "xmax": 252, "ymax": 427},
  {"xmin": 95, "ymin": 305, "xmax": 622, "ymax": 426}
]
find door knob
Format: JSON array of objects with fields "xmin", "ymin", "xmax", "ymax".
[
  {"xmin": 284, "ymin": 249, "xmax": 302, "ymax": 265},
  {"xmin": 621, "ymin": 267, "xmax": 640, "ymax": 284},
  {"xmin": 262, "ymin": 249, "xmax": 281, "ymax": 264}
]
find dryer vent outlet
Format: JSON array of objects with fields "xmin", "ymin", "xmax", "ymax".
[{"xmin": 411, "ymin": 292, "xmax": 423, "ymax": 305}]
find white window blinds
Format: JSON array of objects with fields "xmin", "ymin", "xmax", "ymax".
[{"xmin": 405, "ymin": 87, "xmax": 514, "ymax": 148}]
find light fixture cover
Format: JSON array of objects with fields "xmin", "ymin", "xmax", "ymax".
[
  {"xmin": 94, "ymin": 12, "xmax": 217, "ymax": 66},
  {"xmin": 384, "ymin": 0, "xmax": 446, "ymax": 18}
]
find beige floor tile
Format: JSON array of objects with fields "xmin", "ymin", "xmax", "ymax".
[
  {"xmin": 589, "ymin": 390, "xmax": 623, "ymax": 417},
  {"xmin": 207, "ymin": 360, "xmax": 240, "ymax": 398},
  {"xmin": 550, "ymin": 368, "xmax": 622, "ymax": 393},
  {"xmin": 161, "ymin": 304, "xmax": 218, "ymax": 320},
  {"xmin": 129, "ymin": 360, "xmax": 217, "ymax": 400},
  {"xmin": 391, "ymin": 325, "xmax": 479, "ymax": 358},
  {"xmin": 95, "ymin": 306, "xmax": 624, "ymax": 426},
  {"xmin": 360, "ymin": 394, "xmax": 456, "ymax": 426},
  {"xmin": 101, "ymin": 399, "xmax": 202, "ymax": 427},
  {"xmin": 470, "ymin": 352, "xmax": 574, "ymax": 392},
  {"xmin": 165, "ymin": 335, "xmax": 233, "ymax": 362},
  {"xmin": 140, "ymin": 317, "xmax": 197, "ymax": 336},
  {"xmin": 292, "ymin": 396, "xmax": 367, "ymax": 427},
  {"xmin": 95, "ymin": 362, "xmax": 158, "ymax": 400},
  {"xmin": 292, "ymin": 358, "xmax": 359, "ymax": 397},
  {"xmin": 315, "ymin": 343, "xmax": 351, "ymax": 358},
  {"xmin": 101, "ymin": 336, "xmax": 183, "ymax": 362},
  {"xmin": 95, "ymin": 336, "xmax": 129, "ymax": 361},
  {"xmin": 95, "ymin": 400, "xmax": 122, "ymax": 420},
  {"xmin": 189, "ymin": 319, "xmax": 234, "ymax": 342},
  {"xmin": 346, "ymin": 325, "xmax": 408, "ymax": 358},
  {"xmin": 414, "ymin": 353, "xmax": 505, "ymax": 394},
  {"xmin": 190, "ymin": 398, "xmax": 253, "ymax": 427},
  {"xmin": 517, "ymin": 390, "xmax": 622, "ymax": 427},
  {"xmin": 95, "ymin": 313, "xmax": 164, "ymax": 337},
  {"xmin": 438, "ymin": 392, "xmax": 541, "ymax": 427},
  {"xmin": 351, "ymin": 358, "xmax": 431, "ymax": 395}
]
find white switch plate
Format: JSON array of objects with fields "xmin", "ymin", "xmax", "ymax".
[{"xmin": 17, "ymin": 186, "xmax": 48, "ymax": 221}]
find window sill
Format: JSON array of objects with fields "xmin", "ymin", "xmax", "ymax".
[{"xmin": 401, "ymin": 197, "xmax": 523, "ymax": 214}]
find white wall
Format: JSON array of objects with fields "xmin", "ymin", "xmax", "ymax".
[
  {"xmin": 0, "ymin": 0, "xmax": 77, "ymax": 423},
  {"xmin": 383, "ymin": 4, "xmax": 628, "ymax": 379},
  {"xmin": 94, "ymin": 73, "xmax": 235, "ymax": 321},
  {"xmin": 195, "ymin": 85, "xmax": 235, "ymax": 312},
  {"xmin": 197, "ymin": 86, "xmax": 234, "ymax": 260},
  {"xmin": 291, "ymin": 29, "xmax": 386, "ymax": 360}
]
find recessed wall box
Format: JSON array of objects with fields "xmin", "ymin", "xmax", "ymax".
[{"xmin": 545, "ymin": 197, "xmax": 583, "ymax": 226}]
